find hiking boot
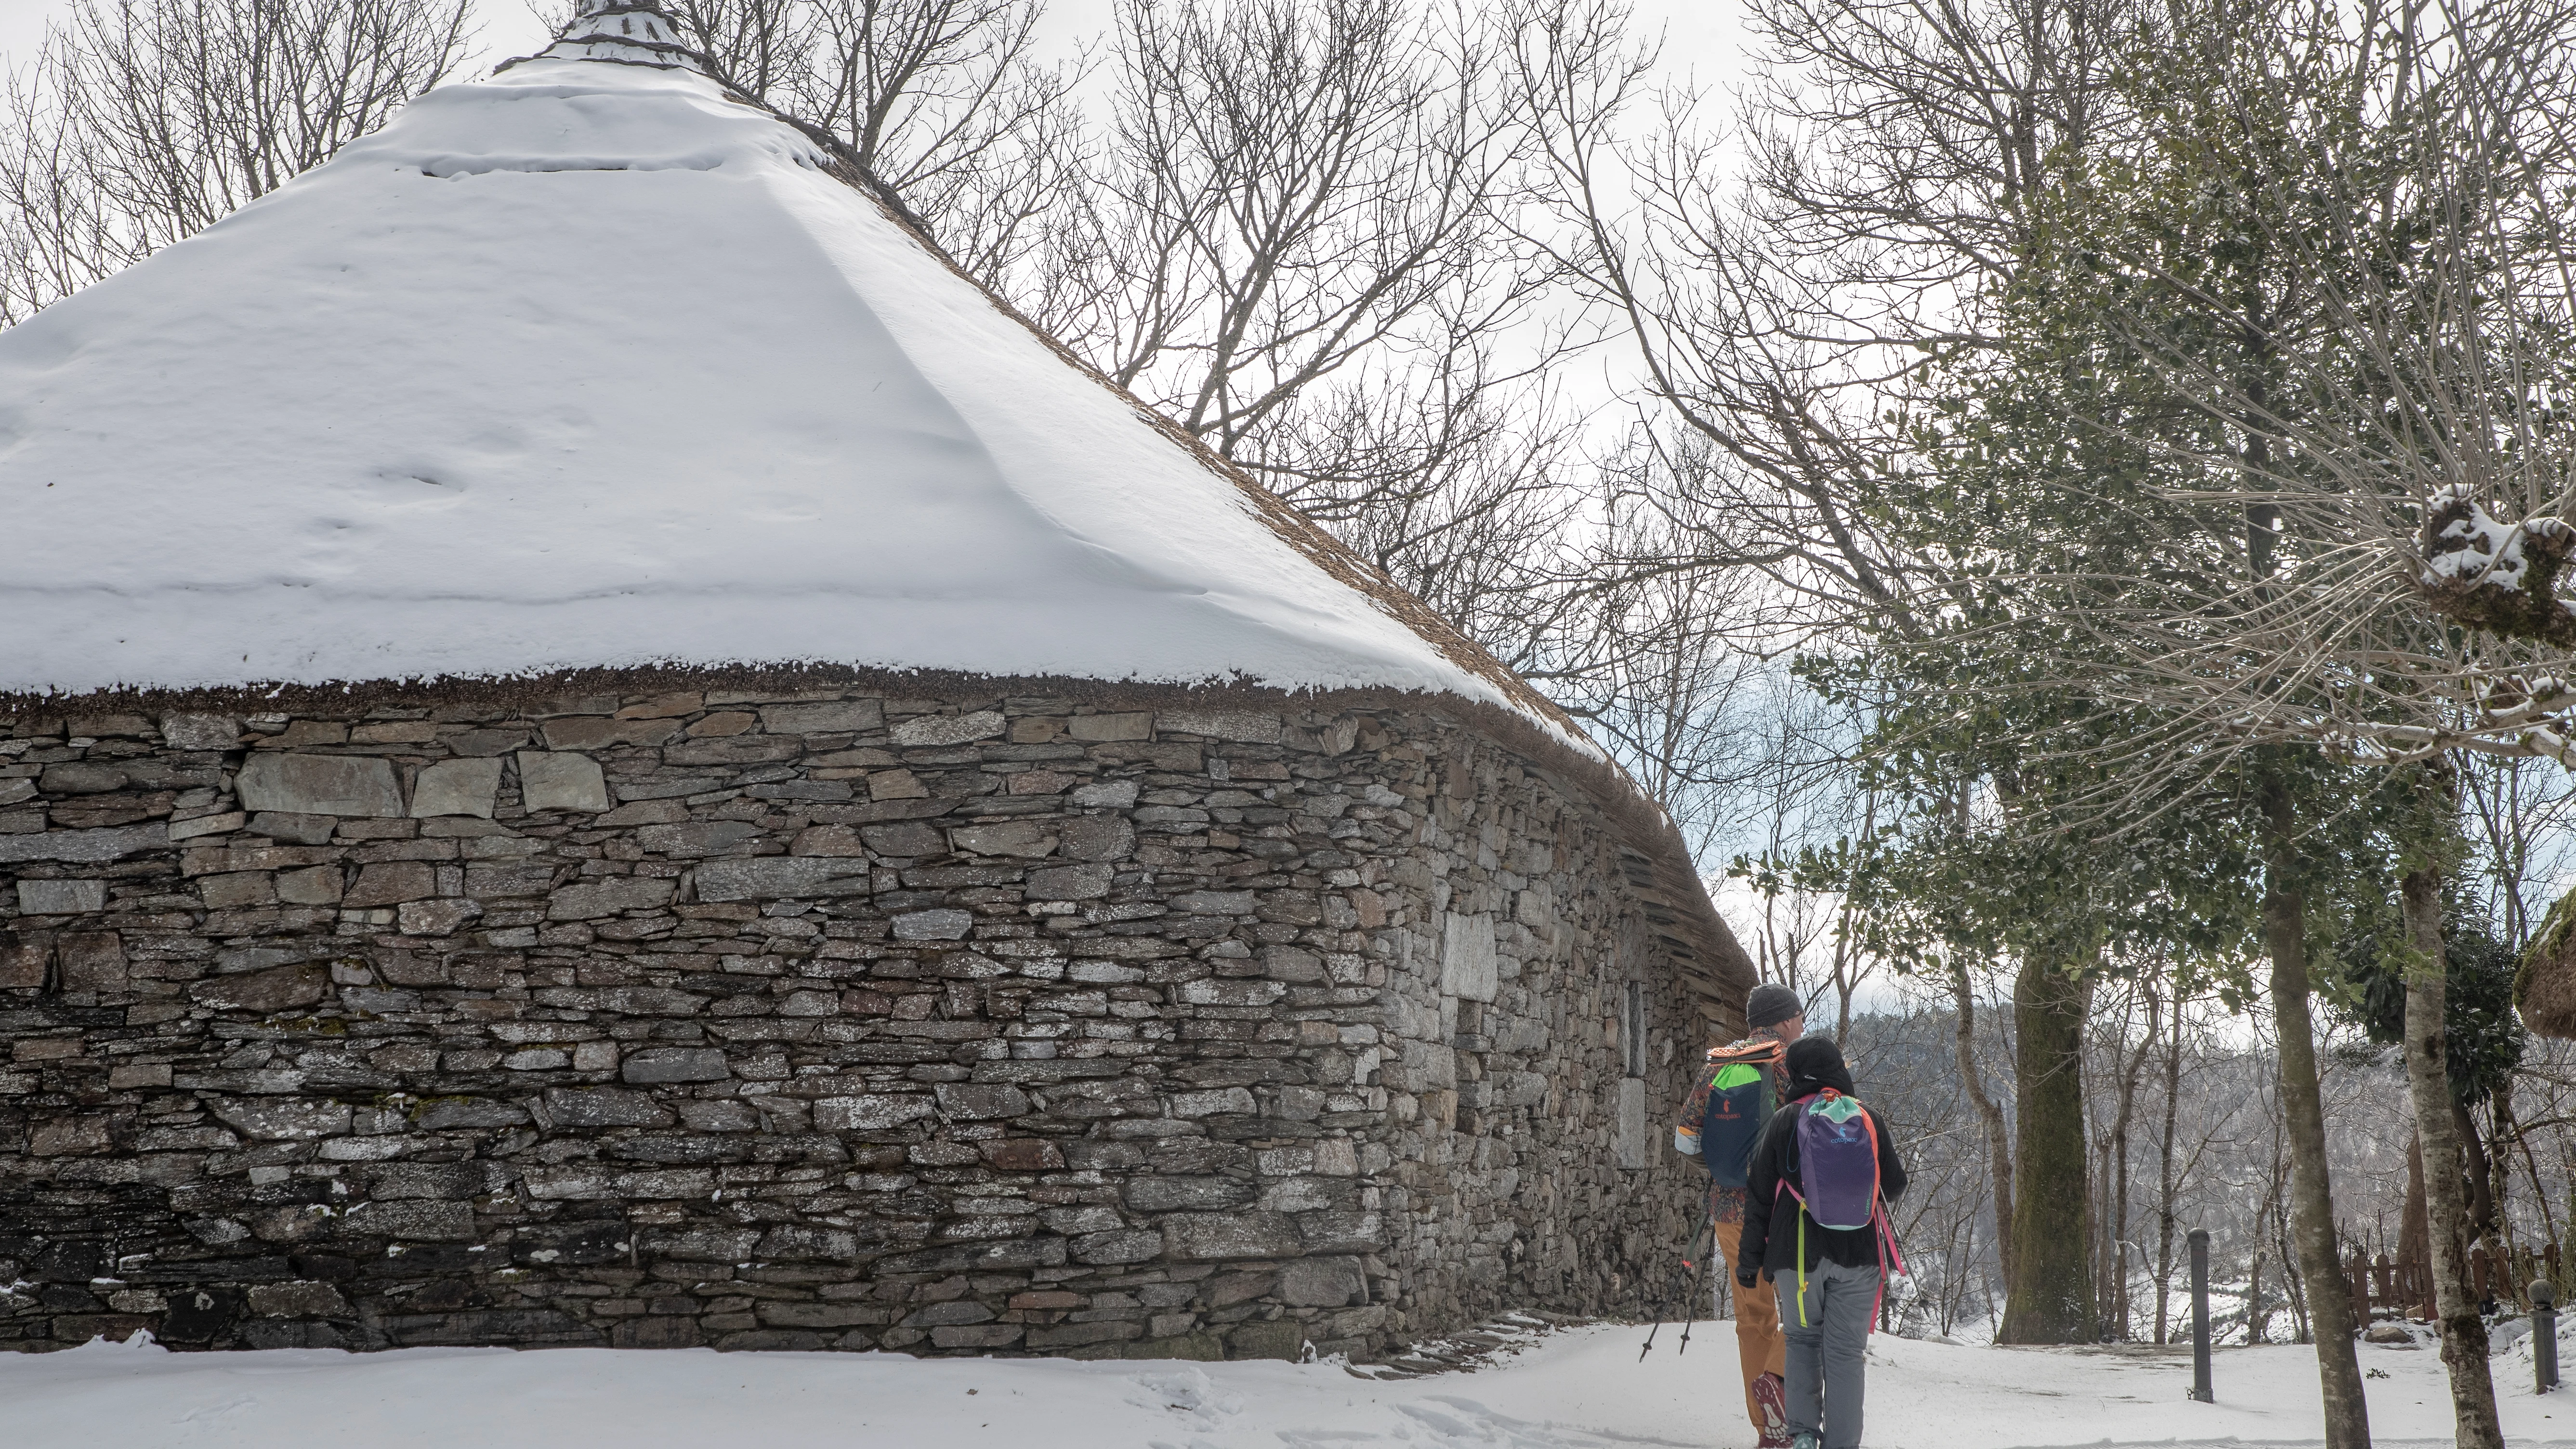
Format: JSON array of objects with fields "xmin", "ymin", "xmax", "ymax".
[
  {"xmin": 1752, "ymin": 1372, "xmax": 1790, "ymax": 1442},
  {"xmin": 1788, "ymin": 1435, "xmax": 1821, "ymax": 1449}
]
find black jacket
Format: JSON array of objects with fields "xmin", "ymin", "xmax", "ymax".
[{"xmin": 1738, "ymin": 1092, "xmax": 1907, "ymax": 1278}]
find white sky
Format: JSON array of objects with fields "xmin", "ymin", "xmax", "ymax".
[{"xmin": 0, "ymin": 0, "xmax": 1749, "ymax": 89}]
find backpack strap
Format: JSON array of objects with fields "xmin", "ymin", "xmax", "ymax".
[{"xmin": 1797, "ymin": 1211, "xmax": 1809, "ymax": 1327}]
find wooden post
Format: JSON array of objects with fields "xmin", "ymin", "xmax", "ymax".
[
  {"xmin": 2349, "ymin": 1253, "xmax": 2371, "ymax": 1323},
  {"xmin": 2190, "ymin": 1229, "xmax": 2214, "ymax": 1404},
  {"xmin": 2538, "ymin": 1279, "xmax": 2561, "ymax": 1394}
]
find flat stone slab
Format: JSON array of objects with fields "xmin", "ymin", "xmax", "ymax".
[{"xmin": 236, "ymin": 754, "xmax": 404, "ymax": 817}]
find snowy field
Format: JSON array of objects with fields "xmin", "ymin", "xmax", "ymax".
[{"xmin": 6, "ymin": 1320, "xmax": 2572, "ymax": 1449}]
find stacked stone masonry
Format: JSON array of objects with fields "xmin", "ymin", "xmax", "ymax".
[{"xmin": 0, "ymin": 685, "xmax": 1723, "ymax": 1359}]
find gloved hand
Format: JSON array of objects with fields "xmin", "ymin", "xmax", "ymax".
[{"xmin": 1736, "ymin": 1266, "xmax": 1759, "ymax": 1289}]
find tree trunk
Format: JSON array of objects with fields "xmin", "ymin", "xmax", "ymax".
[
  {"xmin": 2263, "ymin": 784, "xmax": 2370, "ymax": 1449},
  {"xmin": 2155, "ymin": 998, "xmax": 2184, "ymax": 1345},
  {"xmin": 2399, "ymin": 866, "xmax": 2506, "ymax": 1449},
  {"xmin": 1952, "ymin": 959, "xmax": 2015, "ymax": 1282},
  {"xmin": 2102, "ymin": 986, "xmax": 2157, "ymax": 1342},
  {"xmin": 1998, "ymin": 956, "xmax": 2095, "ymax": 1343},
  {"xmin": 2402, "ymin": 1130, "xmax": 2430, "ymax": 1307},
  {"xmin": 2248, "ymin": 1248, "xmax": 2269, "ymax": 1343}
]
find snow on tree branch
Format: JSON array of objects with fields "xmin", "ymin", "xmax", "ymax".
[{"xmin": 2418, "ymin": 487, "xmax": 2576, "ymax": 649}]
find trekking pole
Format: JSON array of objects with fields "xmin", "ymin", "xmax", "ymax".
[
  {"xmin": 1677, "ymin": 1213, "xmax": 1717, "ymax": 1356},
  {"xmin": 1640, "ymin": 1205, "xmax": 1717, "ymax": 1360}
]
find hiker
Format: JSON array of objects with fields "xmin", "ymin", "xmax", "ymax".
[
  {"xmin": 1736, "ymin": 1036, "xmax": 1906, "ymax": 1449},
  {"xmin": 1673, "ymin": 982, "xmax": 1806, "ymax": 1448}
]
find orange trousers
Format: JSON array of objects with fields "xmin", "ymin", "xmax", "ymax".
[{"xmin": 1713, "ymin": 1219, "xmax": 1786, "ymax": 1433}]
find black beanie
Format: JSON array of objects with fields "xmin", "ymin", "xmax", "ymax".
[
  {"xmin": 1747, "ymin": 982, "xmax": 1802, "ymax": 1030},
  {"xmin": 1785, "ymin": 1037, "xmax": 1857, "ymax": 1100}
]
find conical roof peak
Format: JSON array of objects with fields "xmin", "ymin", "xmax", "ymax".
[{"xmin": 524, "ymin": 1, "xmax": 708, "ymax": 75}]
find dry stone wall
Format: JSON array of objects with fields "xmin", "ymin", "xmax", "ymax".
[{"xmin": 0, "ymin": 684, "xmax": 1726, "ymax": 1358}]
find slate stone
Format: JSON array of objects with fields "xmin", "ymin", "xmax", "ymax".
[
  {"xmin": 1025, "ymin": 863, "xmax": 1112, "ymax": 900},
  {"xmin": 636, "ymin": 1227, "xmax": 760, "ymax": 1261},
  {"xmin": 364, "ymin": 1162, "xmax": 486, "ymax": 1199},
  {"xmin": 612, "ymin": 1318, "xmax": 706, "ymax": 1349},
  {"xmin": 277, "ymin": 865, "xmax": 344, "ymax": 905},
  {"xmin": 893, "ymin": 909, "xmax": 973, "ymax": 940},
  {"xmin": 1069, "ymin": 1229, "xmax": 1166, "ymax": 1265},
  {"xmin": 1066, "ymin": 712, "xmax": 1153, "ymax": 742},
  {"xmin": 0, "ymin": 821, "xmax": 170, "ymax": 863},
  {"xmin": 547, "ymin": 877, "xmax": 676, "ymax": 919},
  {"xmin": 209, "ymin": 1098, "xmax": 352, "ymax": 1140},
  {"xmin": 621, "ymin": 1047, "xmax": 731, "ymax": 1084},
  {"xmin": 159, "ymin": 714, "xmax": 242, "ymax": 750},
  {"xmin": 1161, "ymin": 1212, "xmax": 1303, "ymax": 1261},
  {"xmin": 888, "ymin": 711, "xmax": 1006, "ymax": 746},
  {"xmin": 539, "ymin": 718, "xmax": 679, "ymax": 751},
  {"xmin": 544, "ymin": 1087, "xmax": 676, "ymax": 1128},
  {"xmin": 1124, "ymin": 1177, "xmax": 1249, "ymax": 1212},
  {"xmin": 344, "ymin": 861, "xmax": 435, "ymax": 907},
  {"xmin": 248, "ymin": 812, "xmax": 337, "ymax": 845},
  {"xmin": 417, "ymin": 1098, "xmax": 530, "ymax": 1129},
  {"xmin": 1170, "ymin": 1088, "xmax": 1257, "ymax": 1118},
  {"xmin": 14, "ymin": 879, "xmax": 105, "ymax": 914},
  {"xmin": 1069, "ymin": 779, "xmax": 1141, "ymax": 808},
  {"xmin": 1157, "ymin": 709, "xmax": 1284, "ymax": 743},
  {"xmin": 247, "ymin": 1281, "xmax": 353, "ymax": 1318},
  {"xmin": 757, "ymin": 1225, "xmax": 857, "ymax": 1260},
  {"xmin": 637, "ymin": 821, "xmax": 763, "ymax": 857},
  {"xmin": 1294, "ymin": 1212, "xmax": 1386, "ymax": 1254},
  {"xmin": 236, "ymin": 754, "xmax": 405, "ymax": 818},
  {"xmin": 518, "ymin": 751, "xmax": 612, "ymax": 813},
  {"xmin": 190, "ymin": 963, "xmax": 328, "ymax": 1013},
  {"xmin": 877, "ymin": 1238, "xmax": 1068, "ymax": 1274},
  {"xmin": 1060, "ymin": 816, "xmax": 1136, "ymax": 862},
  {"xmin": 410, "ymin": 758, "xmax": 502, "ymax": 818},
  {"xmin": 814, "ymin": 1094, "xmax": 935, "ymax": 1130},
  {"xmin": 693, "ymin": 856, "xmax": 871, "ymax": 902},
  {"xmin": 949, "ymin": 821, "xmax": 1056, "ymax": 857},
  {"xmin": 1278, "ymin": 1256, "xmax": 1368, "ymax": 1307},
  {"xmin": 1227, "ymin": 1318, "xmax": 1306, "ymax": 1361},
  {"xmin": 759, "ymin": 700, "xmax": 883, "ymax": 735},
  {"xmin": 349, "ymin": 1201, "xmax": 477, "ymax": 1242},
  {"xmin": 56, "ymin": 933, "xmax": 126, "ymax": 991},
  {"xmin": 933, "ymin": 1083, "xmax": 1029, "ymax": 1120},
  {"xmin": 858, "ymin": 822, "xmax": 944, "ymax": 856},
  {"xmin": 513, "ymin": 1221, "xmax": 632, "ymax": 1266},
  {"xmin": 41, "ymin": 763, "xmax": 128, "ymax": 794}
]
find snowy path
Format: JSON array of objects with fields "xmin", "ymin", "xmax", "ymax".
[{"xmin": 4, "ymin": 1322, "xmax": 2571, "ymax": 1448}]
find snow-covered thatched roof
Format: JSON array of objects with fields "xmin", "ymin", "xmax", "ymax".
[{"xmin": 0, "ymin": 2, "xmax": 1564, "ymax": 737}]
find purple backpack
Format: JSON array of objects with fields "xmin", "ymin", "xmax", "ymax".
[{"xmin": 1787, "ymin": 1090, "xmax": 1880, "ymax": 1230}]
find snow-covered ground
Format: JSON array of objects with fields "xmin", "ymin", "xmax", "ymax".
[{"xmin": 7, "ymin": 1319, "xmax": 2571, "ymax": 1449}]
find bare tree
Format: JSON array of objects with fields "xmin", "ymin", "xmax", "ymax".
[
  {"xmin": 0, "ymin": 0, "xmax": 473, "ymax": 326},
  {"xmin": 655, "ymin": 0, "xmax": 1091, "ymax": 283}
]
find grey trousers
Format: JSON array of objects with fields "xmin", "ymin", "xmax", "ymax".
[{"xmin": 1780, "ymin": 1256, "xmax": 1879, "ymax": 1449}]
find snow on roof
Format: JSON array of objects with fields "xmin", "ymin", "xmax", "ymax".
[{"xmin": 0, "ymin": 3, "xmax": 1571, "ymax": 740}]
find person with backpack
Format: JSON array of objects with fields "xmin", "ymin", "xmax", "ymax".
[
  {"xmin": 1673, "ymin": 982, "xmax": 1807, "ymax": 1448},
  {"xmin": 1736, "ymin": 1036, "xmax": 1906, "ymax": 1449}
]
